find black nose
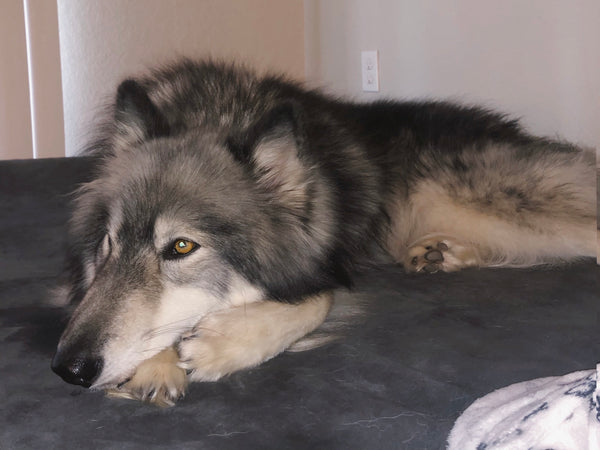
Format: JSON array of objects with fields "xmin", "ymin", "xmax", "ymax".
[{"xmin": 51, "ymin": 352, "xmax": 103, "ymax": 388}]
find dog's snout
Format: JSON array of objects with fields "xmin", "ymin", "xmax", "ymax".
[{"xmin": 51, "ymin": 352, "xmax": 103, "ymax": 388}]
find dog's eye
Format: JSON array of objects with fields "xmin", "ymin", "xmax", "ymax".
[
  {"xmin": 174, "ymin": 239, "xmax": 195, "ymax": 254},
  {"xmin": 168, "ymin": 239, "xmax": 198, "ymax": 258}
]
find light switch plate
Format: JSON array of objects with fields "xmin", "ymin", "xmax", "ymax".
[{"xmin": 361, "ymin": 50, "xmax": 379, "ymax": 92}]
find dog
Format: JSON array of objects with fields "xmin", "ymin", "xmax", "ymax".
[{"xmin": 51, "ymin": 59, "xmax": 596, "ymax": 406}]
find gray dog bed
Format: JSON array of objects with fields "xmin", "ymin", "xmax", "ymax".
[{"xmin": 1, "ymin": 157, "xmax": 598, "ymax": 449}]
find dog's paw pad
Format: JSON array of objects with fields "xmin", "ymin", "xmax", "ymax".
[
  {"xmin": 424, "ymin": 248, "xmax": 444, "ymax": 262},
  {"xmin": 405, "ymin": 237, "xmax": 479, "ymax": 273}
]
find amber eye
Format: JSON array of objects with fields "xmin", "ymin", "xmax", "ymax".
[
  {"xmin": 174, "ymin": 239, "xmax": 195, "ymax": 254},
  {"xmin": 163, "ymin": 239, "xmax": 199, "ymax": 259}
]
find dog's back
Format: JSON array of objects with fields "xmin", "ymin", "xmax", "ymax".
[{"xmin": 89, "ymin": 60, "xmax": 596, "ymax": 276}]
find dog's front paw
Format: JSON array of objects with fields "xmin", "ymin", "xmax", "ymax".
[
  {"xmin": 177, "ymin": 294, "xmax": 333, "ymax": 382},
  {"xmin": 176, "ymin": 313, "xmax": 260, "ymax": 382},
  {"xmin": 106, "ymin": 346, "xmax": 188, "ymax": 407},
  {"xmin": 405, "ymin": 236, "xmax": 482, "ymax": 273}
]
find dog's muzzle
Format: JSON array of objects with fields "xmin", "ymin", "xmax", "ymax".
[{"xmin": 51, "ymin": 351, "xmax": 103, "ymax": 388}]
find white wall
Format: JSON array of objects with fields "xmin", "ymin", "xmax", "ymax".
[
  {"xmin": 305, "ymin": 0, "xmax": 600, "ymax": 149},
  {"xmin": 24, "ymin": 0, "xmax": 65, "ymax": 159},
  {"xmin": 57, "ymin": 0, "xmax": 305, "ymax": 156}
]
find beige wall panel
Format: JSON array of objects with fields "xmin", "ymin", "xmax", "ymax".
[
  {"xmin": 25, "ymin": 0, "xmax": 66, "ymax": 158},
  {"xmin": 0, "ymin": 0, "xmax": 33, "ymax": 160},
  {"xmin": 57, "ymin": 0, "xmax": 305, "ymax": 156}
]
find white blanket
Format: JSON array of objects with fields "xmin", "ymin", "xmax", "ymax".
[{"xmin": 448, "ymin": 364, "xmax": 600, "ymax": 449}]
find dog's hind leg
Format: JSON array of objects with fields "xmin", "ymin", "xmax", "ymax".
[
  {"xmin": 177, "ymin": 292, "xmax": 333, "ymax": 382},
  {"xmin": 391, "ymin": 146, "xmax": 596, "ymax": 272},
  {"xmin": 400, "ymin": 191, "xmax": 596, "ymax": 274}
]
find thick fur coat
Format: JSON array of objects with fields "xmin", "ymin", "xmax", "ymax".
[{"xmin": 51, "ymin": 60, "xmax": 596, "ymax": 405}]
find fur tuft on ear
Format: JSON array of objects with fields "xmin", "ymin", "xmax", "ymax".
[
  {"xmin": 247, "ymin": 103, "xmax": 312, "ymax": 210},
  {"xmin": 115, "ymin": 79, "xmax": 170, "ymax": 141}
]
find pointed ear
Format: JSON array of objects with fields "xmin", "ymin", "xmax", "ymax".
[
  {"xmin": 247, "ymin": 103, "xmax": 311, "ymax": 208},
  {"xmin": 114, "ymin": 79, "xmax": 170, "ymax": 140}
]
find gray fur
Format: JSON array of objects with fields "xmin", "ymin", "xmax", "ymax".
[{"xmin": 51, "ymin": 60, "xmax": 596, "ymax": 400}]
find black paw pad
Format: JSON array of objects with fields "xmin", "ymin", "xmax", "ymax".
[
  {"xmin": 436, "ymin": 242, "xmax": 449, "ymax": 251},
  {"xmin": 424, "ymin": 249, "xmax": 443, "ymax": 262}
]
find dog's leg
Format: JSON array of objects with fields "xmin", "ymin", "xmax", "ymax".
[
  {"xmin": 107, "ymin": 292, "xmax": 333, "ymax": 405},
  {"xmin": 400, "ymin": 199, "xmax": 596, "ymax": 274},
  {"xmin": 105, "ymin": 346, "xmax": 187, "ymax": 407},
  {"xmin": 393, "ymin": 147, "xmax": 596, "ymax": 273},
  {"xmin": 177, "ymin": 291, "xmax": 333, "ymax": 382}
]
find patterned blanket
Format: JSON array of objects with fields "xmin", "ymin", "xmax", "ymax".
[{"xmin": 448, "ymin": 364, "xmax": 600, "ymax": 449}]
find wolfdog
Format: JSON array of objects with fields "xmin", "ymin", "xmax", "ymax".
[{"xmin": 51, "ymin": 59, "xmax": 596, "ymax": 406}]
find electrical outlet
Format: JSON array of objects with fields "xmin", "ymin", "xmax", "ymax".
[{"xmin": 361, "ymin": 50, "xmax": 379, "ymax": 92}]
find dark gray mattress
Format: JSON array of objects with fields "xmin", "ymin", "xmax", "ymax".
[{"xmin": 1, "ymin": 157, "xmax": 598, "ymax": 449}]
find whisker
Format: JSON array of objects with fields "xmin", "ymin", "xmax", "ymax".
[
  {"xmin": 141, "ymin": 307, "xmax": 241, "ymax": 344},
  {"xmin": 144, "ymin": 326, "xmax": 186, "ymax": 340},
  {"xmin": 142, "ymin": 316, "xmax": 198, "ymax": 340},
  {"xmin": 140, "ymin": 346, "xmax": 175, "ymax": 355},
  {"xmin": 188, "ymin": 325, "xmax": 227, "ymax": 337}
]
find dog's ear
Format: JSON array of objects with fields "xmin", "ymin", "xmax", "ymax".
[
  {"xmin": 244, "ymin": 102, "xmax": 312, "ymax": 208},
  {"xmin": 114, "ymin": 79, "xmax": 170, "ymax": 140}
]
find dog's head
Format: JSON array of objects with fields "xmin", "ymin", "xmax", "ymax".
[{"xmin": 51, "ymin": 75, "xmax": 339, "ymax": 389}]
